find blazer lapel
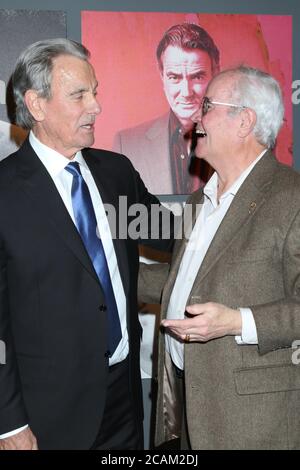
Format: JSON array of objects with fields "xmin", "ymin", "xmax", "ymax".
[
  {"xmin": 161, "ymin": 151, "xmax": 279, "ymax": 310},
  {"xmin": 192, "ymin": 151, "xmax": 278, "ymax": 288},
  {"xmin": 17, "ymin": 140, "xmax": 99, "ymax": 283},
  {"xmin": 161, "ymin": 189, "xmax": 204, "ymax": 315}
]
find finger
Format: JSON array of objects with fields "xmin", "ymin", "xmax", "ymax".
[
  {"xmin": 173, "ymin": 332, "xmax": 193, "ymax": 343},
  {"xmin": 162, "ymin": 319, "xmax": 201, "ymax": 334},
  {"xmin": 161, "ymin": 319, "xmax": 187, "ymax": 328},
  {"xmin": 185, "ymin": 303, "xmax": 205, "ymax": 315},
  {"xmin": 165, "ymin": 326, "xmax": 185, "ymax": 337},
  {"xmin": 183, "ymin": 333, "xmax": 193, "ymax": 343}
]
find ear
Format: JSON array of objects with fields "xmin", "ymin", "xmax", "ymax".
[
  {"xmin": 158, "ymin": 67, "xmax": 164, "ymax": 82},
  {"xmin": 157, "ymin": 58, "xmax": 164, "ymax": 81},
  {"xmin": 237, "ymin": 108, "xmax": 257, "ymax": 138},
  {"xmin": 24, "ymin": 90, "xmax": 46, "ymax": 123}
]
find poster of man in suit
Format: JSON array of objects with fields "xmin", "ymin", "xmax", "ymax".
[{"xmin": 82, "ymin": 11, "xmax": 292, "ymax": 196}]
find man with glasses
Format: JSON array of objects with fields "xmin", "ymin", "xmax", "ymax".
[{"xmin": 140, "ymin": 66, "xmax": 300, "ymax": 449}]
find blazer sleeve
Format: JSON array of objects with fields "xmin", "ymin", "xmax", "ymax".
[
  {"xmin": 0, "ymin": 237, "xmax": 28, "ymax": 434},
  {"xmin": 251, "ymin": 207, "xmax": 300, "ymax": 355}
]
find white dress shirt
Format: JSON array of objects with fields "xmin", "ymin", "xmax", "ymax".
[
  {"xmin": 0, "ymin": 132, "xmax": 128, "ymax": 439},
  {"xmin": 166, "ymin": 150, "xmax": 267, "ymax": 370}
]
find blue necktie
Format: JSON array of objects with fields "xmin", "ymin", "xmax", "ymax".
[{"xmin": 65, "ymin": 162, "xmax": 122, "ymax": 356}]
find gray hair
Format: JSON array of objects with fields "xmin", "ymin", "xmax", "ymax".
[
  {"xmin": 215, "ymin": 66, "xmax": 284, "ymax": 148},
  {"xmin": 12, "ymin": 38, "xmax": 90, "ymax": 129}
]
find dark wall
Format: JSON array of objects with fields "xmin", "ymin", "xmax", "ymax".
[{"xmin": 0, "ymin": 0, "xmax": 299, "ymax": 168}]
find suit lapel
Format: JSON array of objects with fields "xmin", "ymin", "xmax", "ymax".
[
  {"xmin": 17, "ymin": 140, "xmax": 99, "ymax": 283},
  {"xmin": 83, "ymin": 149, "xmax": 130, "ymax": 296}
]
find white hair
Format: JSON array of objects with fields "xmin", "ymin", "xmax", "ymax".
[{"xmin": 215, "ymin": 66, "xmax": 284, "ymax": 148}]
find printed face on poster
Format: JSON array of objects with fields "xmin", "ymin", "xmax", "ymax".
[{"xmin": 82, "ymin": 11, "xmax": 292, "ymax": 195}]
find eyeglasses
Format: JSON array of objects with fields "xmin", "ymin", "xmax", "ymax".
[{"xmin": 201, "ymin": 96, "xmax": 246, "ymax": 116}]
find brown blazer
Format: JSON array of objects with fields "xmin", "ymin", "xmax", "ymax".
[{"xmin": 140, "ymin": 151, "xmax": 300, "ymax": 449}]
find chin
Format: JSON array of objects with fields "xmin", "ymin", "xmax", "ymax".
[
  {"xmin": 178, "ymin": 111, "xmax": 195, "ymax": 120},
  {"xmin": 194, "ymin": 146, "xmax": 205, "ymax": 160},
  {"xmin": 82, "ymin": 137, "xmax": 95, "ymax": 149}
]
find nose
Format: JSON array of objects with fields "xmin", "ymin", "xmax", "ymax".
[
  {"xmin": 88, "ymin": 94, "xmax": 101, "ymax": 115},
  {"xmin": 180, "ymin": 78, "xmax": 192, "ymax": 97},
  {"xmin": 93, "ymin": 97, "xmax": 102, "ymax": 115}
]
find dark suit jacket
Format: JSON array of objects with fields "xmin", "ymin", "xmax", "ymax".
[
  {"xmin": 0, "ymin": 139, "xmax": 172, "ymax": 449},
  {"xmin": 140, "ymin": 151, "xmax": 300, "ymax": 449}
]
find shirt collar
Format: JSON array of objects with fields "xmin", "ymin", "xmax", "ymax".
[
  {"xmin": 204, "ymin": 149, "xmax": 268, "ymax": 203},
  {"xmin": 29, "ymin": 131, "xmax": 88, "ymax": 178}
]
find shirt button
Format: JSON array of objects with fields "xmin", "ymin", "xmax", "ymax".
[
  {"xmin": 99, "ymin": 304, "xmax": 107, "ymax": 312},
  {"xmin": 180, "ymin": 154, "xmax": 185, "ymax": 160}
]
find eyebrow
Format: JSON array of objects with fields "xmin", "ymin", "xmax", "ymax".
[
  {"xmin": 69, "ymin": 82, "xmax": 98, "ymax": 96},
  {"xmin": 166, "ymin": 70, "xmax": 208, "ymax": 78},
  {"xmin": 190, "ymin": 71, "xmax": 208, "ymax": 78},
  {"xmin": 69, "ymin": 88, "xmax": 87, "ymax": 96}
]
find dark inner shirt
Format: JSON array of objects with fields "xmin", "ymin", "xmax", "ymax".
[{"xmin": 169, "ymin": 111, "xmax": 212, "ymax": 194}]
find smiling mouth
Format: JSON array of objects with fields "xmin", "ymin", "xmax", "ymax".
[
  {"xmin": 179, "ymin": 102, "xmax": 196, "ymax": 107},
  {"xmin": 195, "ymin": 129, "xmax": 207, "ymax": 137}
]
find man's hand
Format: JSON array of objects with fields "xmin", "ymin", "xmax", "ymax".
[
  {"xmin": 161, "ymin": 302, "xmax": 242, "ymax": 343},
  {"xmin": 0, "ymin": 427, "xmax": 38, "ymax": 450}
]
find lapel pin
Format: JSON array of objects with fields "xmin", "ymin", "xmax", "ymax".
[{"xmin": 249, "ymin": 201, "xmax": 257, "ymax": 214}]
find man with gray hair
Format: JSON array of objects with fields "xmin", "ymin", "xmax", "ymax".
[
  {"xmin": 140, "ymin": 66, "xmax": 300, "ymax": 449},
  {"xmin": 0, "ymin": 38, "xmax": 172, "ymax": 450}
]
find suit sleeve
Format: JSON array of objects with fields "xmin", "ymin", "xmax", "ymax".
[
  {"xmin": 251, "ymin": 208, "xmax": 300, "ymax": 355},
  {"xmin": 130, "ymin": 162, "xmax": 175, "ymax": 253},
  {"xmin": 0, "ymin": 237, "xmax": 28, "ymax": 434}
]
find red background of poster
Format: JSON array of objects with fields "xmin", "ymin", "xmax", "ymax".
[{"xmin": 82, "ymin": 11, "xmax": 292, "ymax": 166}]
